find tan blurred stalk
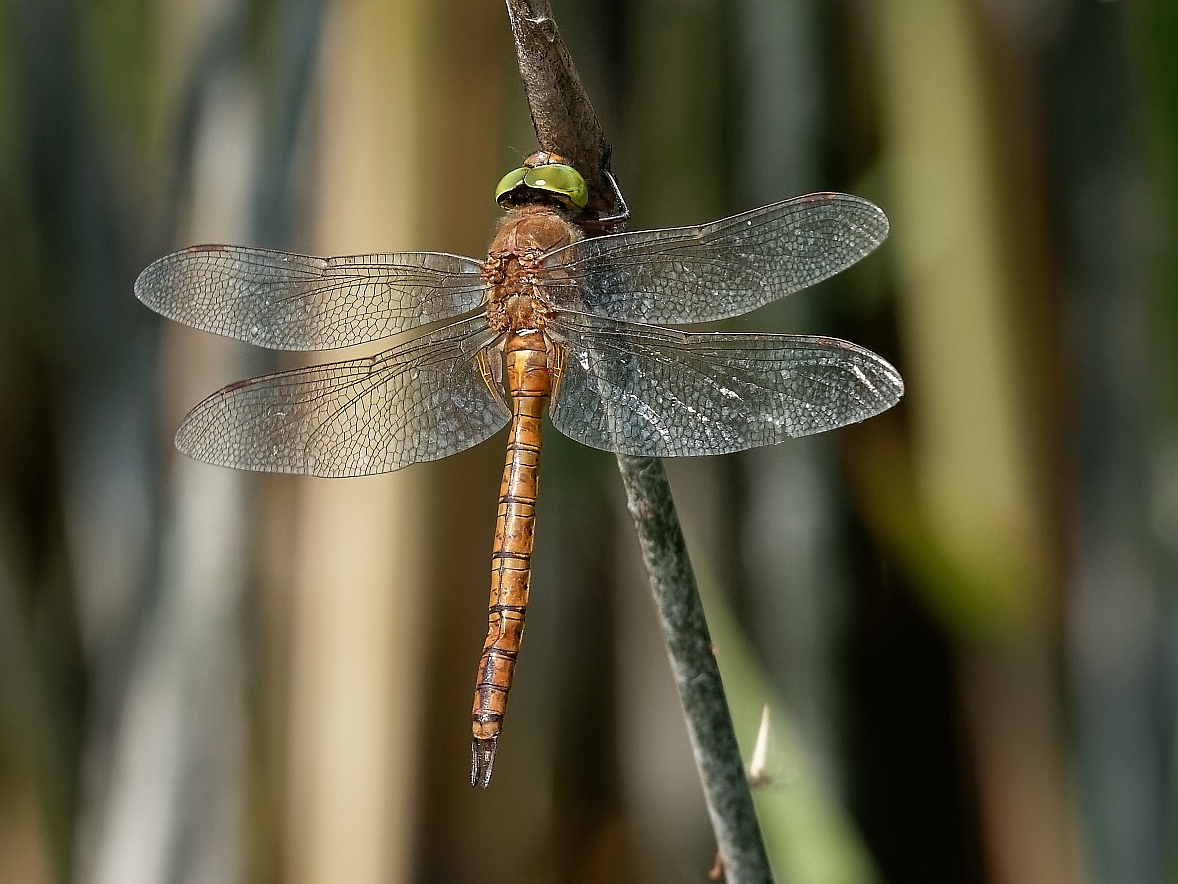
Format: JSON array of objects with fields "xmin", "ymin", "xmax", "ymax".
[
  {"xmin": 78, "ymin": 3, "xmax": 258, "ymax": 881},
  {"xmin": 0, "ymin": 548, "xmax": 55, "ymax": 884},
  {"xmin": 283, "ymin": 2, "xmax": 429, "ymax": 884},
  {"xmin": 871, "ymin": 1, "xmax": 1085, "ymax": 882},
  {"xmin": 0, "ymin": 801, "xmax": 51, "ymax": 884},
  {"xmin": 0, "ymin": 787, "xmax": 52, "ymax": 884}
]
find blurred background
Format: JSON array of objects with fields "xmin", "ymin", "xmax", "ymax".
[{"xmin": 0, "ymin": 0, "xmax": 1175, "ymax": 882}]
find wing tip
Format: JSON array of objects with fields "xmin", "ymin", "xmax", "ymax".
[
  {"xmin": 869, "ymin": 350, "xmax": 905, "ymax": 402},
  {"xmin": 838, "ymin": 192, "xmax": 890, "ymax": 248},
  {"xmin": 889, "ymin": 369, "xmax": 906, "ymax": 401},
  {"xmin": 804, "ymin": 191, "xmax": 890, "ymax": 248},
  {"xmin": 173, "ymin": 395, "xmax": 220, "ymax": 465},
  {"xmin": 173, "ymin": 386, "xmax": 265, "ymax": 473},
  {"xmin": 132, "ymin": 253, "xmax": 168, "ymax": 309},
  {"xmin": 858, "ymin": 346, "xmax": 905, "ymax": 408},
  {"xmin": 134, "ymin": 246, "xmax": 222, "ymax": 317}
]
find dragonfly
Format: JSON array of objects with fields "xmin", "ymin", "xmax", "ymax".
[{"xmin": 135, "ymin": 153, "xmax": 903, "ymax": 787}]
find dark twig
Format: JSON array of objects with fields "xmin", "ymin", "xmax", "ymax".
[
  {"xmin": 616, "ymin": 456, "xmax": 775, "ymax": 883},
  {"xmin": 505, "ymin": 0, "xmax": 628, "ymax": 227},
  {"xmin": 503, "ymin": 2, "xmax": 773, "ymax": 880}
]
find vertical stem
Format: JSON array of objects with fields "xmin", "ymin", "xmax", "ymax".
[
  {"xmin": 616, "ymin": 454, "xmax": 774, "ymax": 883},
  {"xmin": 501, "ymin": 2, "xmax": 773, "ymax": 877}
]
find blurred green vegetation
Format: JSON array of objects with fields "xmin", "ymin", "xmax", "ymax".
[{"xmin": 0, "ymin": 1, "xmax": 1174, "ymax": 883}]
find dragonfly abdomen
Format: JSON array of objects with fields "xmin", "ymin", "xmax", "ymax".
[{"xmin": 471, "ymin": 330, "xmax": 552, "ymax": 787}]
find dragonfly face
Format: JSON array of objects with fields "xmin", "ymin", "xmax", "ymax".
[
  {"xmin": 134, "ymin": 164, "xmax": 904, "ymax": 785},
  {"xmin": 495, "ymin": 151, "xmax": 590, "ymax": 211}
]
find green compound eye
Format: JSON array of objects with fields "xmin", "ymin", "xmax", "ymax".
[
  {"xmin": 495, "ymin": 163, "xmax": 589, "ymax": 210},
  {"xmin": 494, "ymin": 167, "xmax": 529, "ymax": 204},
  {"xmin": 524, "ymin": 164, "xmax": 588, "ymax": 208}
]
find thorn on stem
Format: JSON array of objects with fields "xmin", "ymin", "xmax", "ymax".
[
  {"xmin": 748, "ymin": 704, "xmax": 771, "ymax": 788},
  {"xmin": 708, "ymin": 851, "xmax": 725, "ymax": 881}
]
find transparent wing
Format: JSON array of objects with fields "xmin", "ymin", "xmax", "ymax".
[
  {"xmin": 548, "ymin": 311, "xmax": 903, "ymax": 456},
  {"xmin": 176, "ymin": 316, "xmax": 509, "ymax": 477},
  {"xmin": 136, "ymin": 245, "xmax": 487, "ymax": 350},
  {"xmin": 541, "ymin": 193, "xmax": 888, "ymax": 324}
]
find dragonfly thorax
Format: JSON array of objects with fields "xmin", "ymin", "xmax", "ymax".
[
  {"xmin": 484, "ymin": 204, "xmax": 579, "ymax": 335},
  {"xmin": 487, "ymin": 203, "xmax": 581, "ymax": 258},
  {"xmin": 502, "ymin": 293, "xmax": 549, "ymax": 330}
]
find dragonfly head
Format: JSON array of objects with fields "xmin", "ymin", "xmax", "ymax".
[{"xmin": 495, "ymin": 152, "xmax": 588, "ymax": 212}]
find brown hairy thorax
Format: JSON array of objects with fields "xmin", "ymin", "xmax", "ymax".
[{"xmin": 483, "ymin": 204, "xmax": 582, "ymax": 334}]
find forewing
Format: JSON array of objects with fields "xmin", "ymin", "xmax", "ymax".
[
  {"xmin": 541, "ymin": 193, "xmax": 888, "ymax": 324},
  {"xmin": 176, "ymin": 316, "xmax": 509, "ymax": 477},
  {"xmin": 548, "ymin": 312, "xmax": 903, "ymax": 456},
  {"xmin": 136, "ymin": 245, "xmax": 487, "ymax": 349}
]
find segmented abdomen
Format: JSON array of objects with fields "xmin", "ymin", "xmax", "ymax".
[{"xmin": 471, "ymin": 330, "xmax": 551, "ymax": 787}]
